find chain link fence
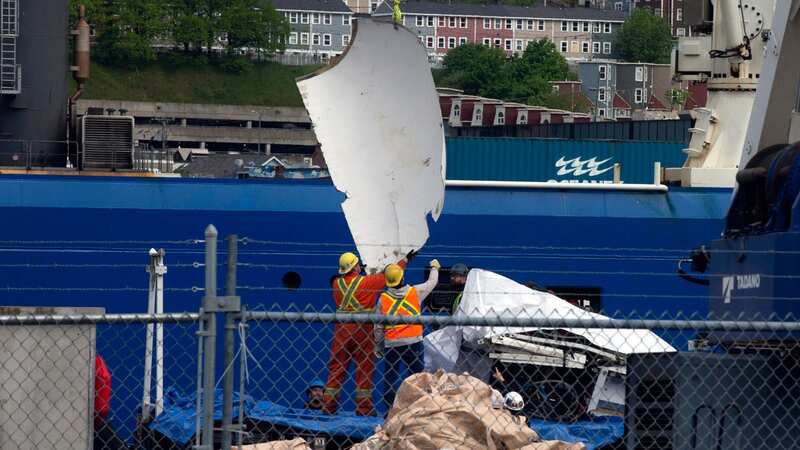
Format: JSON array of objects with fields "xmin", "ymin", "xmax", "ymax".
[{"xmin": 2, "ymin": 226, "xmax": 800, "ymax": 450}]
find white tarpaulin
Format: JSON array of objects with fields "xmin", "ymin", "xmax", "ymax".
[
  {"xmin": 297, "ymin": 18, "xmax": 446, "ymax": 271},
  {"xmin": 425, "ymin": 270, "xmax": 675, "ymax": 373}
]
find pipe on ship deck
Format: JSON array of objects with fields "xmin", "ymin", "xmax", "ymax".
[{"xmin": 445, "ymin": 179, "xmax": 669, "ymax": 192}]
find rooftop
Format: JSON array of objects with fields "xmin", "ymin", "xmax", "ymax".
[
  {"xmin": 270, "ymin": 0, "xmax": 352, "ymax": 13},
  {"xmin": 376, "ymin": 1, "xmax": 627, "ymax": 21}
]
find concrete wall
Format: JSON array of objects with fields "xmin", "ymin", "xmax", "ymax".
[
  {"xmin": 76, "ymin": 100, "xmax": 311, "ymax": 124},
  {"xmin": 0, "ymin": 307, "xmax": 101, "ymax": 450}
]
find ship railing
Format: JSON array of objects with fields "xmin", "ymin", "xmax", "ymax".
[
  {"xmin": 133, "ymin": 145, "xmax": 175, "ymax": 173},
  {"xmin": 0, "ymin": 138, "xmax": 79, "ymax": 170}
]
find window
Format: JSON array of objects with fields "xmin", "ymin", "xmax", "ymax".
[
  {"xmin": 342, "ymin": 34, "xmax": 350, "ymax": 46},
  {"xmin": 312, "ymin": 13, "xmax": 320, "ymax": 25},
  {"xmin": 300, "ymin": 32, "xmax": 309, "ymax": 45},
  {"xmin": 635, "ymin": 88, "xmax": 644, "ymax": 103},
  {"xmin": 572, "ymin": 21, "xmax": 579, "ymax": 32},
  {"xmin": 416, "ymin": 16, "xmax": 424, "ymax": 27},
  {"xmin": 452, "ymin": 104, "xmax": 460, "ymax": 117},
  {"xmin": 438, "ymin": 37, "xmax": 445, "ymax": 48},
  {"xmin": 289, "ymin": 12, "xmax": 298, "ymax": 24},
  {"xmin": 519, "ymin": 113, "xmax": 528, "ymax": 125},
  {"xmin": 676, "ymin": 8, "xmax": 683, "ymax": 21},
  {"xmin": 560, "ymin": 41, "xmax": 568, "ymax": 52},
  {"xmin": 289, "ymin": 32, "xmax": 298, "ymax": 45},
  {"xmin": 592, "ymin": 41, "xmax": 601, "ymax": 54},
  {"xmin": 494, "ymin": 18, "xmax": 502, "ymax": 29},
  {"xmin": 343, "ymin": 15, "xmax": 351, "ymax": 26},
  {"xmin": 516, "ymin": 39, "xmax": 524, "ymax": 51},
  {"xmin": 598, "ymin": 108, "xmax": 606, "ymax": 118},
  {"xmin": 483, "ymin": 37, "xmax": 491, "ymax": 46},
  {"xmin": 615, "ymin": 2, "xmax": 623, "ymax": 10},
  {"xmin": 583, "ymin": 21, "xmax": 590, "ymax": 32},
  {"xmin": 301, "ymin": 13, "xmax": 309, "ymax": 24},
  {"xmin": 427, "ymin": 36, "xmax": 434, "ymax": 48},
  {"xmin": 598, "ymin": 88, "xmax": 607, "ymax": 102},
  {"xmin": 475, "ymin": 108, "xmax": 482, "ymax": 121},
  {"xmin": 448, "ymin": 17, "xmax": 456, "ymax": 27},
  {"xmin": 654, "ymin": 8, "xmax": 662, "ymax": 16},
  {"xmin": 370, "ymin": 1, "xmax": 379, "ymax": 13},
  {"xmin": 460, "ymin": 17, "xmax": 467, "ymax": 28},
  {"xmin": 593, "ymin": 22, "xmax": 601, "ymax": 33},
  {"xmin": 459, "ymin": 37, "xmax": 467, "ymax": 46},
  {"xmin": 561, "ymin": 21, "xmax": 569, "ymax": 31},
  {"xmin": 484, "ymin": 18, "xmax": 491, "ymax": 29},
  {"xmin": 505, "ymin": 19, "xmax": 512, "ymax": 29},
  {"xmin": 439, "ymin": 16, "xmax": 446, "ymax": 27},
  {"xmin": 605, "ymin": 23, "xmax": 612, "ymax": 33},
  {"xmin": 582, "ymin": 41, "xmax": 590, "ymax": 53},
  {"xmin": 427, "ymin": 16, "xmax": 435, "ymax": 27},
  {"xmin": 494, "ymin": 38, "xmax": 502, "ymax": 48},
  {"xmin": 496, "ymin": 111, "xmax": 505, "ymax": 125},
  {"xmin": 599, "ymin": 64, "xmax": 607, "ymax": 80},
  {"xmin": 505, "ymin": 39, "xmax": 512, "ymax": 50},
  {"xmin": 538, "ymin": 20, "xmax": 545, "ymax": 31},
  {"xmin": 635, "ymin": 66, "xmax": 644, "ymax": 81},
  {"xmin": 323, "ymin": 14, "xmax": 332, "ymax": 25},
  {"xmin": 526, "ymin": 19, "xmax": 534, "ymax": 30},
  {"xmin": 312, "ymin": 33, "xmax": 320, "ymax": 45},
  {"xmin": 448, "ymin": 37, "xmax": 456, "ymax": 48},
  {"xmin": 323, "ymin": 34, "xmax": 331, "ymax": 46},
  {"xmin": 676, "ymin": 27, "xmax": 686, "ymax": 36},
  {"xmin": 603, "ymin": 42, "xmax": 611, "ymax": 54}
]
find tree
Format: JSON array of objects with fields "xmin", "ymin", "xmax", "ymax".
[
  {"xmin": 615, "ymin": 9, "xmax": 673, "ymax": 64},
  {"xmin": 438, "ymin": 44, "xmax": 510, "ymax": 96},
  {"xmin": 94, "ymin": 0, "xmax": 169, "ymax": 68},
  {"xmin": 505, "ymin": 39, "xmax": 575, "ymax": 104}
]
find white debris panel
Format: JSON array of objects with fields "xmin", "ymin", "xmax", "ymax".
[
  {"xmin": 297, "ymin": 18, "xmax": 446, "ymax": 271},
  {"xmin": 425, "ymin": 270, "xmax": 675, "ymax": 373}
]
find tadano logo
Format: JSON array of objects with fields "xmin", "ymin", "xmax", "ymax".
[
  {"xmin": 555, "ymin": 156, "xmax": 614, "ymax": 177},
  {"xmin": 721, "ymin": 274, "xmax": 761, "ymax": 304}
]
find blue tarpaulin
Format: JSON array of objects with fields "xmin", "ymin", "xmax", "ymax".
[
  {"xmin": 149, "ymin": 388, "xmax": 252, "ymax": 446},
  {"xmin": 529, "ymin": 416, "xmax": 624, "ymax": 450},
  {"xmin": 150, "ymin": 389, "xmax": 622, "ymax": 449},
  {"xmin": 249, "ymin": 401, "xmax": 382, "ymax": 440}
]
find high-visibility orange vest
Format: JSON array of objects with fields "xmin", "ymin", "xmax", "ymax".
[
  {"xmin": 336, "ymin": 276, "xmax": 371, "ymax": 313},
  {"xmin": 379, "ymin": 287, "xmax": 423, "ymax": 341}
]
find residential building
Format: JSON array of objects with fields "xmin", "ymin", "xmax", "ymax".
[
  {"xmin": 550, "ymin": 81, "xmax": 594, "ymax": 112},
  {"xmin": 577, "ymin": 61, "xmax": 673, "ymax": 120},
  {"xmin": 273, "ymin": 0, "xmax": 353, "ymax": 61},
  {"xmin": 374, "ymin": 1, "xmax": 626, "ymax": 64},
  {"xmin": 578, "ymin": 0, "xmax": 634, "ymax": 14},
  {"xmin": 344, "ymin": 0, "xmax": 382, "ymax": 14},
  {"xmin": 633, "ymin": 0, "xmax": 709, "ymax": 36}
]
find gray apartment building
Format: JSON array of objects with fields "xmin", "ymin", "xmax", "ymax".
[
  {"xmin": 272, "ymin": 0, "xmax": 353, "ymax": 61},
  {"xmin": 577, "ymin": 61, "xmax": 673, "ymax": 120}
]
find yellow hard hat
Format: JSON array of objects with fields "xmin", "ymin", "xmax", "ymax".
[
  {"xmin": 384, "ymin": 264, "xmax": 404, "ymax": 287},
  {"xmin": 338, "ymin": 252, "xmax": 360, "ymax": 274}
]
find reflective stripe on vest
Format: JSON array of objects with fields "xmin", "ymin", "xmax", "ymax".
[
  {"xmin": 337, "ymin": 276, "xmax": 368, "ymax": 313},
  {"xmin": 379, "ymin": 287, "xmax": 423, "ymax": 341}
]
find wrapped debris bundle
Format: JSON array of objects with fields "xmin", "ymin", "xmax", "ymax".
[
  {"xmin": 351, "ymin": 370, "xmax": 585, "ymax": 450},
  {"xmin": 240, "ymin": 438, "xmax": 311, "ymax": 450}
]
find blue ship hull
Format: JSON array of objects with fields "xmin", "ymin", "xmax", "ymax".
[
  {"xmin": 0, "ymin": 174, "xmax": 730, "ymax": 318},
  {"xmin": 0, "ymin": 174, "xmax": 731, "ymax": 430}
]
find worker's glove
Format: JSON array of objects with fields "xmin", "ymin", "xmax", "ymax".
[
  {"xmin": 374, "ymin": 348, "xmax": 384, "ymax": 360},
  {"xmin": 429, "ymin": 259, "xmax": 441, "ymax": 269},
  {"xmin": 406, "ymin": 250, "xmax": 418, "ymax": 263}
]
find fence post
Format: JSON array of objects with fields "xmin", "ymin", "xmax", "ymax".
[
  {"xmin": 202, "ymin": 225, "xmax": 218, "ymax": 450},
  {"xmin": 221, "ymin": 234, "xmax": 238, "ymax": 450}
]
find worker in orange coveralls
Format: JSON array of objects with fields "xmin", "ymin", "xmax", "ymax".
[{"xmin": 323, "ymin": 251, "xmax": 412, "ymax": 416}]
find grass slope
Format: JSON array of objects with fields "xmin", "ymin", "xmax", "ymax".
[{"xmin": 79, "ymin": 60, "xmax": 321, "ymax": 107}]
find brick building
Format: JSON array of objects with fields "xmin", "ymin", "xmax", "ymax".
[{"xmin": 374, "ymin": 1, "xmax": 626, "ymax": 64}]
